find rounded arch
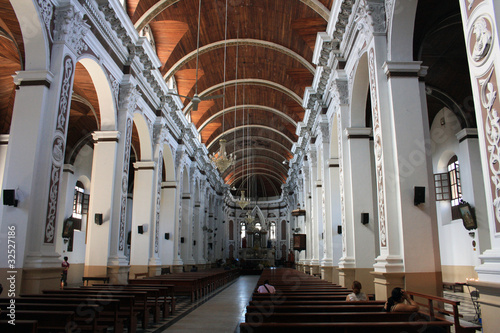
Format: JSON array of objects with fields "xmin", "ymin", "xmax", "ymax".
[
  {"xmin": 135, "ymin": 0, "xmax": 329, "ymax": 32},
  {"xmin": 132, "ymin": 112, "xmax": 153, "ymax": 160},
  {"xmin": 162, "ymin": 143, "xmax": 176, "ymax": 182},
  {"xmin": 164, "ymin": 39, "xmax": 315, "ymax": 81},
  {"xmin": 207, "ymin": 125, "xmax": 294, "ymax": 149},
  {"xmin": 350, "ymin": 52, "xmax": 370, "ymax": 127},
  {"xmin": 12, "ymin": 0, "xmax": 49, "ymax": 70},
  {"xmin": 78, "ymin": 57, "xmax": 117, "ymax": 130},
  {"xmin": 387, "ymin": 0, "xmax": 418, "ymax": 61},
  {"xmin": 183, "ymin": 79, "xmax": 303, "ymax": 114}
]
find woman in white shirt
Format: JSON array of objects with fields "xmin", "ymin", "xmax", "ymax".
[{"xmin": 346, "ymin": 280, "xmax": 367, "ymax": 301}]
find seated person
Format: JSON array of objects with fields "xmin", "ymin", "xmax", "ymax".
[
  {"xmin": 346, "ymin": 280, "xmax": 367, "ymax": 301},
  {"xmin": 384, "ymin": 287, "xmax": 419, "ymax": 312},
  {"xmin": 257, "ymin": 280, "xmax": 276, "ymax": 294},
  {"xmin": 190, "ymin": 265, "xmax": 198, "ymax": 272}
]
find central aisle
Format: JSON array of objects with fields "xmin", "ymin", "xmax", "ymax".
[{"xmin": 162, "ymin": 275, "xmax": 260, "ymax": 332}]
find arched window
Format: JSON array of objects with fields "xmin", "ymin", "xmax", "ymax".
[
  {"xmin": 240, "ymin": 222, "xmax": 246, "ymax": 246},
  {"xmin": 72, "ymin": 181, "xmax": 88, "ymax": 230},
  {"xmin": 448, "ymin": 156, "xmax": 462, "ymax": 206},
  {"xmin": 255, "ymin": 222, "xmax": 262, "ymax": 231},
  {"xmin": 270, "ymin": 221, "xmax": 276, "ymax": 240}
]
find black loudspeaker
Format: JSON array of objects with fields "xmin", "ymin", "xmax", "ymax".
[
  {"xmin": 3, "ymin": 189, "xmax": 17, "ymax": 207},
  {"xmin": 361, "ymin": 213, "xmax": 369, "ymax": 225},
  {"xmin": 193, "ymin": 240, "xmax": 196, "ymax": 246},
  {"xmin": 181, "ymin": 237, "xmax": 185, "ymax": 243},
  {"xmin": 138, "ymin": 225, "xmax": 144, "ymax": 234},
  {"xmin": 164, "ymin": 233, "xmax": 170, "ymax": 240},
  {"xmin": 337, "ymin": 225, "xmax": 342, "ymax": 234},
  {"xmin": 94, "ymin": 213, "xmax": 103, "ymax": 225},
  {"xmin": 414, "ymin": 186, "xmax": 425, "ymax": 205}
]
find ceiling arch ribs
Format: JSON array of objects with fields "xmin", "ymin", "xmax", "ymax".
[
  {"xmin": 231, "ymin": 147, "xmax": 289, "ymax": 164},
  {"xmin": 206, "ymin": 124, "xmax": 295, "ymax": 150},
  {"xmin": 227, "ymin": 156, "xmax": 289, "ymax": 175},
  {"xmin": 230, "ymin": 172, "xmax": 285, "ymax": 188},
  {"xmin": 163, "ymin": 39, "xmax": 315, "ymax": 82},
  {"xmin": 183, "ymin": 78, "xmax": 303, "ymax": 115},
  {"xmin": 228, "ymin": 167, "xmax": 287, "ymax": 185},
  {"xmin": 224, "ymin": 136, "xmax": 293, "ymax": 157},
  {"xmin": 197, "ymin": 104, "xmax": 297, "ymax": 133},
  {"xmin": 134, "ymin": 0, "xmax": 330, "ymax": 32}
]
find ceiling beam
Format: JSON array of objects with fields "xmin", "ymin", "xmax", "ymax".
[
  {"xmin": 164, "ymin": 38, "xmax": 315, "ymax": 81},
  {"xmin": 197, "ymin": 104, "xmax": 297, "ymax": 133},
  {"xmin": 135, "ymin": 0, "xmax": 329, "ymax": 32},
  {"xmin": 183, "ymin": 78, "xmax": 303, "ymax": 114}
]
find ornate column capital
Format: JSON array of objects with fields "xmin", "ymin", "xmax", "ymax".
[{"xmin": 53, "ymin": 4, "xmax": 90, "ymax": 55}]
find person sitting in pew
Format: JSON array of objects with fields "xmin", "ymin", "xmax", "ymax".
[
  {"xmin": 384, "ymin": 287, "xmax": 419, "ymax": 312},
  {"xmin": 346, "ymin": 280, "xmax": 367, "ymax": 301},
  {"xmin": 257, "ymin": 280, "xmax": 276, "ymax": 294}
]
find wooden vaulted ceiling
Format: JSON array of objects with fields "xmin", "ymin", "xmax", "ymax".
[
  {"xmin": 128, "ymin": 0, "xmax": 333, "ymax": 198},
  {"xmin": 0, "ymin": 0, "xmax": 474, "ymax": 200}
]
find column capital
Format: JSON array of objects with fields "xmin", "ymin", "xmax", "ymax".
[
  {"xmin": 382, "ymin": 61, "xmax": 422, "ymax": 78},
  {"xmin": 456, "ymin": 128, "xmax": 479, "ymax": 142},
  {"xmin": 345, "ymin": 127, "xmax": 372, "ymax": 139},
  {"xmin": 92, "ymin": 131, "xmax": 120, "ymax": 142},
  {"xmin": 133, "ymin": 160, "xmax": 155, "ymax": 170},
  {"xmin": 13, "ymin": 70, "xmax": 54, "ymax": 87}
]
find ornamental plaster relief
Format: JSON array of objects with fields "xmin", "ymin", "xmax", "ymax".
[
  {"xmin": 154, "ymin": 150, "xmax": 163, "ymax": 254},
  {"xmin": 53, "ymin": 5, "xmax": 90, "ymax": 56},
  {"xmin": 368, "ymin": 47, "xmax": 387, "ymax": 247},
  {"xmin": 337, "ymin": 113, "xmax": 346, "ymax": 255},
  {"xmin": 45, "ymin": 55, "xmax": 74, "ymax": 244},
  {"xmin": 119, "ymin": 117, "xmax": 133, "ymax": 251}
]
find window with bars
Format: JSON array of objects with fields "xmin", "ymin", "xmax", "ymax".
[
  {"xmin": 434, "ymin": 156, "xmax": 462, "ymax": 220},
  {"xmin": 72, "ymin": 181, "xmax": 88, "ymax": 230},
  {"xmin": 270, "ymin": 222, "xmax": 276, "ymax": 240}
]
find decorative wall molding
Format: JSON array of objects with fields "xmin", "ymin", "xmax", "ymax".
[{"xmin": 53, "ymin": 5, "xmax": 90, "ymax": 56}]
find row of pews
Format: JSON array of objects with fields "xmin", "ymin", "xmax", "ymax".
[
  {"xmin": 240, "ymin": 268, "xmax": 475, "ymax": 333},
  {"xmin": 0, "ymin": 268, "xmax": 239, "ymax": 332}
]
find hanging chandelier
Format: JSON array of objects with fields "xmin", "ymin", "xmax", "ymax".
[
  {"xmin": 245, "ymin": 211, "xmax": 255, "ymax": 224},
  {"xmin": 210, "ymin": 139, "xmax": 235, "ymax": 173},
  {"xmin": 236, "ymin": 190, "xmax": 250, "ymax": 210}
]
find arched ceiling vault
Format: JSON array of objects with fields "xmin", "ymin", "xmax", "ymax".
[{"xmin": 128, "ymin": 0, "xmax": 334, "ymax": 197}]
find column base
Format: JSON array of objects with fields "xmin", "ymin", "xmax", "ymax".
[
  {"xmin": 468, "ymin": 280, "xmax": 500, "ymax": 332},
  {"xmin": 84, "ymin": 265, "xmax": 108, "ymax": 278},
  {"xmin": 370, "ymin": 271, "xmax": 405, "ymax": 300},
  {"xmin": 107, "ymin": 264, "xmax": 130, "ymax": 284},
  {"xmin": 310, "ymin": 264, "xmax": 321, "ymax": 277},
  {"xmin": 128, "ymin": 265, "xmax": 149, "ymax": 280},
  {"xmin": 171, "ymin": 265, "xmax": 184, "ymax": 273},
  {"xmin": 338, "ymin": 267, "xmax": 355, "ymax": 288},
  {"xmin": 18, "ymin": 267, "xmax": 59, "ymax": 294},
  {"xmin": 476, "ymin": 249, "xmax": 500, "ymax": 283},
  {"xmin": 320, "ymin": 265, "xmax": 334, "ymax": 282}
]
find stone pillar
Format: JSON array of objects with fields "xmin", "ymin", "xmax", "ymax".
[
  {"xmin": 456, "ymin": 129, "xmax": 490, "ymax": 258},
  {"xmin": 302, "ymin": 162, "xmax": 312, "ymax": 273},
  {"xmin": 106, "ymin": 78, "xmax": 138, "ymax": 284},
  {"xmin": 344, "ymin": 127, "xmax": 376, "ymax": 293},
  {"xmin": 129, "ymin": 161, "xmax": 155, "ymax": 278},
  {"xmin": 338, "ymin": 106, "xmax": 356, "ymax": 288},
  {"xmin": 369, "ymin": 40, "xmax": 441, "ymax": 297},
  {"xmin": 85, "ymin": 131, "xmax": 120, "ymax": 278},
  {"xmin": 159, "ymin": 182, "xmax": 179, "ymax": 268},
  {"xmin": 148, "ymin": 146, "xmax": 164, "ymax": 277},
  {"xmin": 309, "ymin": 146, "xmax": 321, "ymax": 276}
]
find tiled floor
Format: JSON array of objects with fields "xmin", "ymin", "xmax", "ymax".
[
  {"xmin": 138, "ymin": 275, "xmax": 260, "ymax": 333},
  {"xmin": 443, "ymin": 287, "xmax": 481, "ymax": 325}
]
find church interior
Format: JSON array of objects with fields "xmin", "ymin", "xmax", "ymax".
[{"xmin": 1, "ymin": 0, "xmax": 500, "ymax": 331}]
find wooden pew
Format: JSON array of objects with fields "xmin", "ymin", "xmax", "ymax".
[
  {"xmin": 246, "ymin": 304, "xmax": 385, "ymax": 313},
  {"xmin": 13, "ymin": 296, "xmax": 131, "ymax": 333},
  {"xmin": 0, "ymin": 320, "xmax": 37, "ymax": 333},
  {"xmin": 239, "ymin": 321, "xmax": 453, "ymax": 333},
  {"xmin": 42, "ymin": 289, "xmax": 151, "ymax": 329}
]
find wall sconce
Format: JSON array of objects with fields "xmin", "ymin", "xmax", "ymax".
[
  {"xmin": 138, "ymin": 224, "xmax": 148, "ymax": 234},
  {"xmin": 94, "ymin": 213, "xmax": 103, "ymax": 225},
  {"xmin": 3, "ymin": 189, "xmax": 18, "ymax": 207}
]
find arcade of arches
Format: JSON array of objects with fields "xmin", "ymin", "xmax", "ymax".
[{"xmin": 1, "ymin": 0, "xmax": 500, "ymax": 330}]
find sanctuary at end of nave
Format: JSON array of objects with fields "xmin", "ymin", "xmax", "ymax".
[{"xmin": 1, "ymin": 0, "xmax": 500, "ymax": 331}]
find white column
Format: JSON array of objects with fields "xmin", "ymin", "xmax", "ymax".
[
  {"xmin": 130, "ymin": 161, "xmax": 156, "ymax": 268},
  {"xmin": 310, "ymin": 147, "xmax": 321, "ymax": 271},
  {"xmin": 85, "ymin": 131, "xmax": 120, "ymax": 276},
  {"xmin": 345, "ymin": 128, "xmax": 376, "ymax": 269},
  {"xmin": 456, "ymin": 129, "xmax": 490, "ymax": 257},
  {"xmin": 159, "ymin": 182, "xmax": 179, "ymax": 266}
]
